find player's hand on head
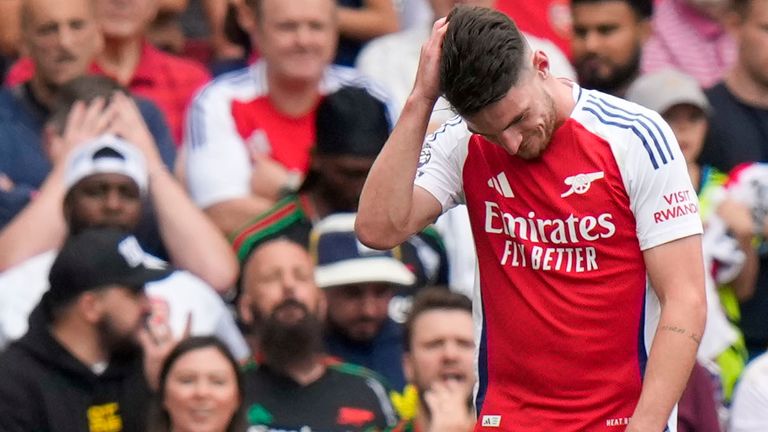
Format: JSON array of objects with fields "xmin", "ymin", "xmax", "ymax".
[{"xmin": 412, "ymin": 17, "xmax": 449, "ymax": 105}]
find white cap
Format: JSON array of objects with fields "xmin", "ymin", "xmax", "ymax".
[
  {"xmin": 64, "ymin": 134, "xmax": 148, "ymax": 194},
  {"xmin": 311, "ymin": 213, "xmax": 416, "ymax": 289}
]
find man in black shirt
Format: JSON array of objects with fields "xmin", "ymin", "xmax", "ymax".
[
  {"xmin": 238, "ymin": 238, "xmax": 398, "ymax": 431},
  {"xmin": 699, "ymin": 0, "xmax": 768, "ymax": 172},
  {"xmin": 0, "ymin": 228, "xmax": 172, "ymax": 432},
  {"xmin": 698, "ymin": 0, "xmax": 768, "ymax": 361}
]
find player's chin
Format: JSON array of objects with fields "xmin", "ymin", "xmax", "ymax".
[{"xmin": 516, "ymin": 143, "xmax": 546, "ymax": 160}]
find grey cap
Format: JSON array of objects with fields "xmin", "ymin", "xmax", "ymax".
[{"xmin": 626, "ymin": 69, "xmax": 710, "ymax": 115}]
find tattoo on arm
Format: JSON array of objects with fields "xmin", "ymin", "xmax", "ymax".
[{"xmin": 660, "ymin": 325, "xmax": 701, "ymax": 345}]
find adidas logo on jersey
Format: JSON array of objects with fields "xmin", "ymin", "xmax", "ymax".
[
  {"xmin": 488, "ymin": 172, "xmax": 514, "ymax": 198},
  {"xmin": 481, "ymin": 415, "xmax": 502, "ymax": 427}
]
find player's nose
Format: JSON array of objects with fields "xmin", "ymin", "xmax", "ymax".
[{"xmin": 498, "ymin": 129, "xmax": 523, "ymax": 154}]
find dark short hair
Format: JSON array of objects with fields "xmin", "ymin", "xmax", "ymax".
[
  {"xmin": 315, "ymin": 86, "xmax": 391, "ymax": 157},
  {"xmin": 48, "ymin": 75, "xmax": 128, "ymax": 135},
  {"xmin": 570, "ymin": 0, "xmax": 653, "ymax": 19},
  {"xmin": 440, "ymin": 6, "xmax": 528, "ymax": 117},
  {"xmin": 403, "ymin": 287, "xmax": 472, "ymax": 352},
  {"xmin": 148, "ymin": 336, "xmax": 246, "ymax": 432}
]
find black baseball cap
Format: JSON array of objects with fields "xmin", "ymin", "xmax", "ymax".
[
  {"xmin": 47, "ymin": 228, "xmax": 173, "ymax": 306},
  {"xmin": 314, "ymin": 86, "xmax": 391, "ymax": 157}
]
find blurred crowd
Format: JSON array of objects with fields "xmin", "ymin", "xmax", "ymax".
[{"xmin": 0, "ymin": 0, "xmax": 766, "ymax": 431}]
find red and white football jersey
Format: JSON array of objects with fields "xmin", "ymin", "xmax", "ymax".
[
  {"xmin": 183, "ymin": 60, "xmax": 392, "ymax": 208},
  {"xmin": 415, "ymin": 85, "xmax": 702, "ymax": 431}
]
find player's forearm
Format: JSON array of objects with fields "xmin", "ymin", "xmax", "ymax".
[
  {"xmin": 357, "ymin": 94, "xmax": 434, "ymax": 249},
  {"xmin": 149, "ymin": 167, "xmax": 239, "ymax": 293},
  {"xmin": 627, "ymin": 292, "xmax": 706, "ymax": 431},
  {"xmin": 0, "ymin": 166, "xmax": 68, "ymax": 270}
]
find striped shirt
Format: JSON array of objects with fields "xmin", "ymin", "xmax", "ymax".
[{"xmin": 641, "ymin": 0, "xmax": 735, "ymax": 88}]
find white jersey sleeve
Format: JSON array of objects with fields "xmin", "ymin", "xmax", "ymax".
[
  {"xmin": 622, "ymin": 108, "xmax": 702, "ymax": 249},
  {"xmin": 576, "ymin": 91, "xmax": 703, "ymax": 250},
  {"xmin": 183, "ymin": 68, "xmax": 261, "ymax": 208},
  {"xmin": 414, "ymin": 116, "xmax": 471, "ymax": 212}
]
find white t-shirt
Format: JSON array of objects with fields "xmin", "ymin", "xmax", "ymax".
[
  {"xmin": 0, "ymin": 250, "xmax": 249, "ymax": 360},
  {"xmin": 730, "ymin": 353, "xmax": 768, "ymax": 431}
]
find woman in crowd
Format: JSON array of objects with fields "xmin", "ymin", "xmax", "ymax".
[{"xmin": 149, "ymin": 336, "xmax": 245, "ymax": 432}]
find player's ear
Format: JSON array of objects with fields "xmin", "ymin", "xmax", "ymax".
[{"xmin": 532, "ymin": 50, "xmax": 550, "ymax": 79}]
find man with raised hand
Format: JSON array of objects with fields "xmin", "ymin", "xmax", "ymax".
[{"xmin": 357, "ymin": 6, "xmax": 706, "ymax": 431}]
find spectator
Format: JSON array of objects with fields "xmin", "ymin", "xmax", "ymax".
[
  {"xmin": 0, "ymin": 133, "xmax": 246, "ymax": 359},
  {"xmin": 0, "ymin": 77, "xmax": 237, "ymax": 291},
  {"xmin": 237, "ymin": 237, "xmax": 398, "ymax": 430},
  {"xmin": 335, "ymin": 0, "xmax": 399, "ymax": 66},
  {"xmin": 696, "ymin": 0, "xmax": 768, "ymax": 361},
  {"xmin": 730, "ymin": 351, "xmax": 768, "ymax": 431},
  {"xmin": 229, "ymin": 86, "xmax": 448, "ymax": 296},
  {"xmin": 677, "ymin": 362, "xmax": 722, "ymax": 432},
  {"xmin": 312, "ymin": 213, "xmax": 416, "ymax": 391},
  {"xmin": 0, "ymin": 228, "xmax": 173, "ymax": 431},
  {"xmin": 698, "ymin": 0, "xmax": 768, "ymax": 172},
  {"xmin": 390, "ymin": 288, "xmax": 475, "ymax": 432},
  {"xmin": 5, "ymin": 76, "xmax": 173, "ymax": 258},
  {"xmin": 147, "ymin": 0, "xmax": 191, "ymax": 55},
  {"xmin": 202, "ymin": 0, "xmax": 248, "ymax": 63},
  {"xmin": 148, "ymin": 336, "xmax": 246, "ymax": 432},
  {"xmin": 571, "ymin": 0, "xmax": 652, "ymax": 97},
  {"xmin": 641, "ymin": 0, "xmax": 736, "ymax": 88},
  {"xmin": 0, "ymin": 0, "xmax": 176, "ymax": 229},
  {"xmin": 714, "ymin": 162, "xmax": 768, "ymax": 361},
  {"xmin": 184, "ymin": 0, "xmax": 391, "ymax": 236},
  {"xmin": 6, "ymin": 0, "xmax": 211, "ymax": 145}
]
